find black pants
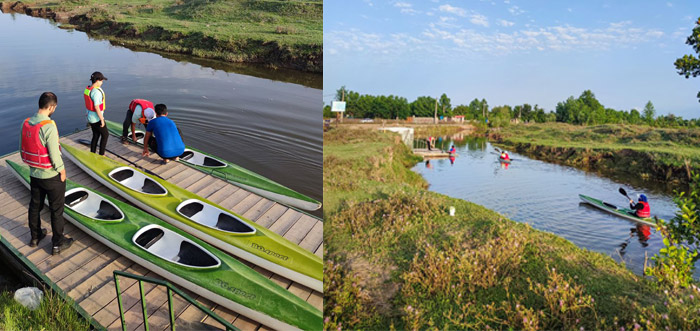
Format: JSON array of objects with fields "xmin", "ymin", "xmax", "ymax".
[
  {"xmin": 122, "ymin": 109, "xmax": 134, "ymax": 139},
  {"xmin": 29, "ymin": 175, "xmax": 66, "ymax": 246},
  {"xmin": 90, "ymin": 121, "xmax": 108, "ymax": 155}
]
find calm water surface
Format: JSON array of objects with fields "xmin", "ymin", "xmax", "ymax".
[
  {"xmin": 413, "ymin": 135, "xmax": 696, "ymax": 277},
  {"xmin": 0, "ymin": 13, "xmax": 321, "ymax": 213}
]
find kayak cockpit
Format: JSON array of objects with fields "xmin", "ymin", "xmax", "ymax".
[
  {"xmin": 133, "ymin": 224, "xmax": 221, "ymax": 269},
  {"xmin": 179, "ymin": 149, "xmax": 227, "ymax": 168},
  {"xmin": 176, "ymin": 199, "xmax": 256, "ymax": 235},
  {"xmin": 65, "ymin": 188, "xmax": 124, "ymax": 222},
  {"xmin": 130, "ymin": 130, "xmax": 145, "ymax": 144},
  {"xmin": 108, "ymin": 167, "xmax": 167, "ymax": 196}
]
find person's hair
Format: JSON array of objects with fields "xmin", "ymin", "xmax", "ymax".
[
  {"xmin": 155, "ymin": 104, "xmax": 168, "ymax": 116},
  {"xmin": 38, "ymin": 92, "xmax": 57, "ymax": 109}
]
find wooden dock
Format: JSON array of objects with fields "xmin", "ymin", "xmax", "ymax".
[
  {"xmin": 0, "ymin": 129, "xmax": 322, "ymax": 330},
  {"xmin": 412, "ymin": 148, "xmax": 455, "ymax": 159}
]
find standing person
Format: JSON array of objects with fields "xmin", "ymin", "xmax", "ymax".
[
  {"xmin": 142, "ymin": 104, "xmax": 185, "ymax": 164},
  {"xmin": 83, "ymin": 71, "xmax": 108, "ymax": 155},
  {"xmin": 121, "ymin": 99, "xmax": 156, "ymax": 144},
  {"xmin": 20, "ymin": 92, "xmax": 73, "ymax": 255}
]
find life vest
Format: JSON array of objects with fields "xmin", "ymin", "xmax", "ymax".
[
  {"xmin": 83, "ymin": 86, "xmax": 105, "ymax": 112},
  {"xmin": 20, "ymin": 118, "xmax": 56, "ymax": 169},
  {"xmin": 128, "ymin": 99, "xmax": 154, "ymax": 124},
  {"xmin": 501, "ymin": 153, "xmax": 509, "ymax": 160},
  {"xmin": 636, "ymin": 201, "xmax": 651, "ymax": 218}
]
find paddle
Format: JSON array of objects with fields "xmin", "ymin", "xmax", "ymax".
[
  {"xmin": 619, "ymin": 187, "xmax": 632, "ymax": 202},
  {"xmin": 77, "ymin": 139, "xmax": 165, "ymax": 180}
]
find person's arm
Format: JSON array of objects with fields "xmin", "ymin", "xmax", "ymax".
[
  {"xmin": 142, "ymin": 131, "xmax": 151, "ymax": 157},
  {"xmin": 43, "ymin": 122, "xmax": 66, "ymax": 182},
  {"xmin": 92, "ymin": 89, "xmax": 105, "ymax": 127}
]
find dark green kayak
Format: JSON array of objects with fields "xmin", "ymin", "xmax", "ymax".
[
  {"xmin": 105, "ymin": 120, "xmax": 321, "ymax": 211},
  {"xmin": 579, "ymin": 194, "xmax": 655, "ymax": 226},
  {"xmin": 7, "ymin": 160, "xmax": 321, "ymax": 330}
]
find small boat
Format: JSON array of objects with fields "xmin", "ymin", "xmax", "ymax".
[
  {"xmin": 105, "ymin": 120, "xmax": 321, "ymax": 211},
  {"xmin": 499, "ymin": 158, "xmax": 511, "ymax": 164},
  {"xmin": 62, "ymin": 143, "xmax": 323, "ymax": 293},
  {"xmin": 579, "ymin": 194, "xmax": 655, "ymax": 226},
  {"xmin": 6, "ymin": 160, "xmax": 321, "ymax": 330}
]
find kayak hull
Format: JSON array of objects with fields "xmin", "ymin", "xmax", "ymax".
[
  {"xmin": 499, "ymin": 158, "xmax": 511, "ymax": 164},
  {"xmin": 579, "ymin": 194, "xmax": 656, "ymax": 226},
  {"xmin": 6, "ymin": 160, "xmax": 321, "ymax": 330},
  {"xmin": 105, "ymin": 120, "xmax": 321, "ymax": 211},
  {"xmin": 62, "ymin": 143, "xmax": 323, "ymax": 293}
]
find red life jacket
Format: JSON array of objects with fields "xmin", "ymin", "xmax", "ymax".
[
  {"xmin": 20, "ymin": 118, "xmax": 55, "ymax": 169},
  {"xmin": 636, "ymin": 201, "xmax": 651, "ymax": 218},
  {"xmin": 83, "ymin": 86, "xmax": 105, "ymax": 112},
  {"xmin": 128, "ymin": 99, "xmax": 154, "ymax": 124}
]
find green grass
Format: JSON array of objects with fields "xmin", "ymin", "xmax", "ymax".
[
  {"xmin": 8, "ymin": 0, "xmax": 322, "ymax": 71},
  {"xmin": 0, "ymin": 290, "xmax": 90, "ymax": 330},
  {"xmin": 494, "ymin": 123, "xmax": 700, "ymax": 184},
  {"xmin": 324, "ymin": 126, "xmax": 700, "ymax": 330}
]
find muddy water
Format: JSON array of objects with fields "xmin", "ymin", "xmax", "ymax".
[
  {"xmin": 0, "ymin": 13, "xmax": 322, "ymax": 213},
  {"xmin": 413, "ymin": 135, "xmax": 698, "ymax": 278}
]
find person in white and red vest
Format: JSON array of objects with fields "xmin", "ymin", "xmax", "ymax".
[{"xmin": 121, "ymin": 98, "xmax": 156, "ymax": 144}]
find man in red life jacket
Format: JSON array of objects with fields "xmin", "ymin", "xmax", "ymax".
[
  {"xmin": 20, "ymin": 92, "xmax": 73, "ymax": 255},
  {"xmin": 500, "ymin": 151, "xmax": 510, "ymax": 160},
  {"xmin": 121, "ymin": 99, "xmax": 156, "ymax": 144},
  {"xmin": 449, "ymin": 145, "xmax": 456, "ymax": 154},
  {"xmin": 629, "ymin": 194, "xmax": 651, "ymax": 218}
]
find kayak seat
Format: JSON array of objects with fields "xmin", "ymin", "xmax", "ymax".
[
  {"xmin": 95, "ymin": 201, "xmax": 123, "ymax": 220},
  {"xmin": 142, "ymin": 179, "xmax": 167, "ymax": 195},
  {"xmin": 216, "ymin": 213, "xmax": 255, "ymax": 233},
  {"xmin": 135, "ymin": 228, "xmax": 165, "ymax": 249},
  {"xmin": 135, "ymin": 132, "xmax": 145, "ymax": 140},
  {"xmin": 179, "ymin": 151, "xmax": 194, "ymax": 161},
  {"xmin": 178, "ymin": 202, "xmax": 204, "ymax": 218},
  {"xmin": 173, "ymin": 241, "xmax": 218, "ymax": 267},
  {"xmin": 111, "ymin": 169, "xmax": 134, "ymax": 182},
  {"xmin": 203, "ymin": 157, "xmax": 226, "ymax": 167},
  {"xmin": 66, "ymin": 190, "xmax": 89, "ymax": 207}
]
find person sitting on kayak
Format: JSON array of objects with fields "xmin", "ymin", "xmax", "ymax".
[
  {"xmin": 449, "ymin": 145, "xmax": 456, "ymax": 154},
  {"xmin": 629, "ymin": 194, "xmax": 651, "ymax": 218},
  {"xmin": 500, "ymin": 151, "xmax": 510, "ymax": 160},
  {"xmin": 121, "ymin": 99, "xmax": 156, "ymax": 144},
  {"xmin": 142, "ymin": 104, "xmax": 185, "ymax": 164}
]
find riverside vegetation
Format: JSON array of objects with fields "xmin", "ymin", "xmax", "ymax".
[
  {"xmin": 323, "ymin": 127, "xmax": 700, "ymax": 330},
  {"xmin": 0, "ymin": 289, "xmax": 89, "ymax": 330},
  {"xmin": 1, "ymin": 0, "xmax": 322, "ymax": 72}
]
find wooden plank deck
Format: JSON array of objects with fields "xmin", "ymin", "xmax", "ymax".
[{"xmin": 0, "ymin": 129, "xmax": 322, "ymax": 330}]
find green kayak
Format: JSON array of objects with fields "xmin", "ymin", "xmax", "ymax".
[
  {"xmin": 6, "ymin": 160, "xmax": 321, "ymax": 330},
  {"xmin": 105, "ymin": 120, "xmax": 321, "ymax": 211},
  {"xmin": 62, "ymin": 143, "xmax": 323, "ymax": 293},
  {"xmin": 579, "ymin": 194, "xmax": 655, "ymax": 226}
]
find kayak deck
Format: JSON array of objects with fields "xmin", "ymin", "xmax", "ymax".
[{"xmin": 0, "ymin": 128, "xmax": 322, "ymax": 330}]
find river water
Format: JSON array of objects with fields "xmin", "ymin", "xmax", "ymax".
[
  {"xmin": 412, "ymin": 135, "xmax": 695, "ymax": 277},
  {"xmin": 0, "ymin": 12, "xmax": 322, "ymax": 211}
]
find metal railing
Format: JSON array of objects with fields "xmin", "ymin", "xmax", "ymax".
[{"xmin": 113, "ymin": 270, "xmax": 238, "ymax": 331}]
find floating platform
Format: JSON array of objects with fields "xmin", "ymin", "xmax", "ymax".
[
  {"xmin": 413, "ymin": 149, "xmax": 456, "ymax": 159},
  {"xmin": 0, "ymin": 129, "xmax": 322, "ymax": 330}
]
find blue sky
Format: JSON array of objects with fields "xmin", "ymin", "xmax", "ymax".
[{"xmin": 324, "ymin": 1, "xmax": 700, "ymax": 118}]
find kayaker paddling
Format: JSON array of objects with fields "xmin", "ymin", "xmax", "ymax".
[
  {"xmin": 142, "ymin": 104, "xmax": 186, "ymax": 164},
  {"xmin": 121, "ymin": 99, "xmax": 156, "ymax": 144},
  {"xmin": 629, "ymin": 194, "xmax": 651, "ymax": 218},
  {"xmin": 500, "ymin": 151, "xmax": 510, "ymax": 161},
  {"xmin": 20, "ymin": 92, "xmax": 73, "ymax": 255},
  {"xmin": 84, "ymin": 71, "xmax": 108, "ymax": 155},
  {"xmin": 448, "ymin": 145, "xmax": 456, "ymax": 155}
]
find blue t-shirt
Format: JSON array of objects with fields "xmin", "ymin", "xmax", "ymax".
[{"xmin": 146, "ymin": 116, "xmax": 185, "ymax": 158}]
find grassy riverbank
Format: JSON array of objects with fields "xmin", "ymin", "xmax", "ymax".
[
  {"xmin": 1, "ymin": 0, "xmax": 322, "ymax": 72},
  {"xmin": 324, "ymin": 127, "xmax": 700, "ymax": 330},
  {"xmin": 0, "ymin": 290, "xmax": 89, "ymax": 330},
  {"xmin": 492, "ymin": 123, "xmax": 700, "ymax": 186}
]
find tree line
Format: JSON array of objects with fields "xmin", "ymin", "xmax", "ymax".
[{"xmin": 324, "ymin": 87, "xmax": 700, "ymax": 128}]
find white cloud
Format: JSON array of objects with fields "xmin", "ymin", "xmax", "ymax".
[
  {"xmin": 363, "ymin": 0, "xmax": 373, "ymax": 7},
  {"xmin": 509, "ymin": 5, "xmax": 525, "ymax": 15},
  {"xmin": 498, "ymin": 19, "xmax": 515, "ymax": 27},
  {"xmin": 567, "ymin": 8, "xmax": 573, "ymax": 13},
  {"xmin": 394, "ymin": 2, "xmax": 419, "ymax": 15},
  {"xmin": 470, "ymin": 14, "xmax": 489, "ymax": 27},
  {"xmin": 439, "ymin": 4, "xmax": 467, "ymax": 17},
  {"xmin": 666, "ymin": 2, "xmax": 673, "ymax": 7}
]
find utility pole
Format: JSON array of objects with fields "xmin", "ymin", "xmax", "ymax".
[
  {"xmin": 336, "ymin": 89, "xmax": 345, "ymax": 126},
  {"xmin": 482, "ymin": 103, "xmax": 485, "ymax": 123}
]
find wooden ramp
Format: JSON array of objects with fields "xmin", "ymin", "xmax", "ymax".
[
  {"xmin": 0, "ymin": 129, "xmax": 322, "ymax": 330},
  {"xmin": 413, "ymin": 148, "xmax": 455, "ymax": 158}
]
